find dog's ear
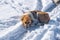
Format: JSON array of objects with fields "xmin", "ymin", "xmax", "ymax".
[
  {"xmin": 21, "ymin": 15, "xmax": 25, "ymax": 21},
  {"xmin": 31, "ymin": 11, "xmax": 37, "ymax": 14},
  {"xmin": 21, "ymin": 17, "xmax": 23, "ymax": 21}
]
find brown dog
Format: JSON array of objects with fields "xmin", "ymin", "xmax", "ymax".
[{"xmin": 21, "ymin": 10, "xmax": 50, "ymax": 28}]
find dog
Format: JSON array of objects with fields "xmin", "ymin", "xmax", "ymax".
[{"xmin": 21, "ymin": 10, "xmax": 50, "ymax": 28}]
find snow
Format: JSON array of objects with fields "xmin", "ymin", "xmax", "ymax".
[{"xmin": 0, "ymin": 0, "xmax": 60, "ymax": 40}]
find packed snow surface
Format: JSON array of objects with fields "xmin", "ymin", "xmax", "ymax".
[{"xmin": 0, "ymin": 0, "xmax": 60, "ymax": 40}]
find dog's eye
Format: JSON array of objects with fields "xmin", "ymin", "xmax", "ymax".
[
  {"xmin": 25, "ymin": 22, "xmax": 29, "ymax": 24},
  {"xmin": 25, "ymin": 22, "xmax": 28, "ymax": 24},
  {"xmin": 25, "ymin": 22, "xmax": 27, "ymax": 24}
]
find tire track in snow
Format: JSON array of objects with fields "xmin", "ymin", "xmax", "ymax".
[
  {"xmin": 0, "ymin": 21, "xmax": 27, "ymax": 39},
  {"xmin": 49, "ymin": 4, "xmax": 60, "ymax": 19},
  {"xmin": 22, "ymin": 25, "xmax": 50, "ymax": 40}
]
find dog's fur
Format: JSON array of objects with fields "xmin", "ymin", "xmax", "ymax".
[
  {"xmin": 37, "ymin": 12, "xmax": 50, "ymax": 24},
  {"xmin": 21, "ymin": 10, "xmax": 50, "ymax": 28}
]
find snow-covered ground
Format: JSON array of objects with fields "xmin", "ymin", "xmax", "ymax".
[{"xmin": 0, "ymin": 0, "xmax": 60, "ymax": 40}]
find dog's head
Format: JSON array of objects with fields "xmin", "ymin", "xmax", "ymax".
[{"xmin": 21, "ymin": 14, "xmax": 32, "ymax": 28}]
